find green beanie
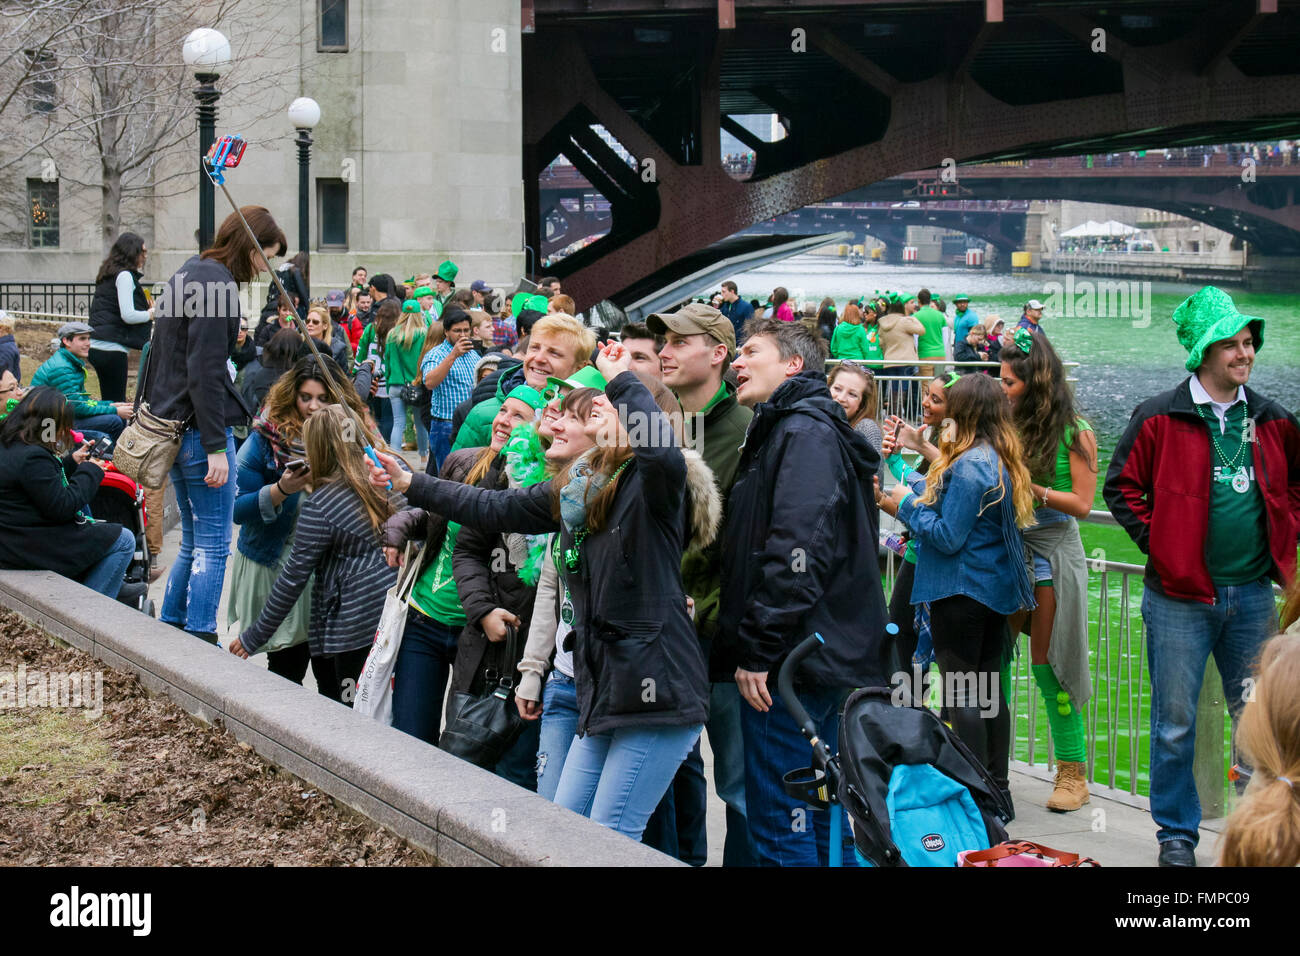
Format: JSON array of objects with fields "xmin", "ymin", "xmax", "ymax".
[{"xmin": 504, "ymin": 384, "xmax": 545, "ymax": 412}]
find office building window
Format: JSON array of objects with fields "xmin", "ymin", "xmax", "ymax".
[
  {"xmin": 27, "ymin": 179, "xmax": 59, "ymax": 248},
  {"xmin": 319, "ymin": 0, "xmax": 347, "ymax": 51},
  {"xmin": 25, "ymin": 50, "xmax": 57, "ymax": 113},
  {"xmin": 318, "ymin": 179, "xmax": 347, "ymax": 249}
]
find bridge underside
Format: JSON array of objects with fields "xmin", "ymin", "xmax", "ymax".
[{"xmin": 525, "ymin": 0, "xmax": 1300, "ymax": 308}]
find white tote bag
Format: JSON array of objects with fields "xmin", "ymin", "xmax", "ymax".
[{"xmin": 354, "ymin": 543, "xmax": 419, "ymax": 724}]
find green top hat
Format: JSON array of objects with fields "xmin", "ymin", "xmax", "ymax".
[
  {"xmin": 524, "ymin": 294, "xmax": 549, "ymax": 314},
  {"xmin": 504, "ymin": 384, "xmax": 546, "ymax": 412},
  {"xmin": 1173, "ymin": 286, "xmax": 1264, "ymax": 372},
  {"xmin": 953, "ymin": 293, "xmax": 971, "ymax": 303},
  {"xmin": 510, "ymin": 292, "xmax": 531, "ymax": 317},
  {"xmin": 436, "ymin": 260, "xmax": 459, "ymax": 283},
  {"xmin": 543, "ymin": 364, "xmax": 607, "ymax": 401}
]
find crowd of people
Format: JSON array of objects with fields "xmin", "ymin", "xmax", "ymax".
[{"xmin": 0, "ymin": 213, "xmax": 1297, "ymax": 867}]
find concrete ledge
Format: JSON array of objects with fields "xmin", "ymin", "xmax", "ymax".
[{"xmin": 0, "ymin": 570, "xmax": 680, "ymax": 867}]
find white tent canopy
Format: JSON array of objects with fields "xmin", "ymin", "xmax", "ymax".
[{"xmin": 1060, "ymin": 219, "xmax": 1140, "ymax": 238}]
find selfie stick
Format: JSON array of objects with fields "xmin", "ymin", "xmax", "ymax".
[{"xmin": 204, "ymin": 137, "xmax": 392, "ymax": 488}]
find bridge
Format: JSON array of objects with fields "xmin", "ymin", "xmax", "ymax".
[
  {"xmin": 522, "ymin": 0, "xmax": 1300, "ymax": 309},
  {"xmin": 541, "ymin": 150, "xmax": 1300, "ymax": 267}
]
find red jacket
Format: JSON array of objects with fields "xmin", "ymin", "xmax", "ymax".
[
  {"xmin": 340, "ymin": 313, "xmax": 364, "ymax": 352},
  {"xmin": 1103, "ymin": 378, "xmax": 1300, "ymax": 604}
]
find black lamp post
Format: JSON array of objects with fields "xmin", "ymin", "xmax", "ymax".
[
  {"xmin": 182, "ymin": 29, "xmax": 231, "ymax": 252},
  {"xmin": 288, "ymin": 97, "xmax": 321, "ymax": 254}
]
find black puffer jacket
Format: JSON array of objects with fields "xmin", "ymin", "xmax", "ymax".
[
  {"xmin": 450, "ymin": 453, "xmax": 539, "ymax": 697},
  {"xmin": 716, "ymin": 371, "xmax": 889, "ymax": 688},
  {"xmin": 402, "ymin": 371, "xmax": 718, "ymax": 736}
]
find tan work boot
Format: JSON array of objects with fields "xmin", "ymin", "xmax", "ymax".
[{"xmin": 1046, "ymin": 760, "xmax": 1090, "ymax": 812}]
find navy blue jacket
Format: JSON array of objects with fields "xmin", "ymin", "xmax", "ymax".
[
  {"xmin": 0, "ymin": 334, "xmax": 20, "ymax": 382},
  {"xmin": 721, "ymin": 298, "xmax": 754, "ymax": 343},
  {"xmin": 717, "ymin": 371, "xmax": 889, "ymax": 688}
]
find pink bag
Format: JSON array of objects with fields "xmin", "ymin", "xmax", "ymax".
[{"xmin": 958, "ymin": 840, "xmax": 1100, "ymax": 867}]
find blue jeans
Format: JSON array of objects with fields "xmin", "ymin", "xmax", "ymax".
[
  {"xmin": 643, "ymin": 740, "xmax": 709, "ymax": 865},
  {"xmin": 389, "ymin": 394, "xmax": 428, "ymax": 457},
  {"xmin": 392, "ymin": 608, "xmax": 461, "ymax": 745},
  {"xmin": 555, "ymin": 723, "xmax": 703, "ymax": 841},
  {"xmin": 1143, "ymin": 578, "xmax": 1277, "ymax": 846},
  {"xmin": 428, "ymin": 419, "xmax": 454, "ymax": 474},
  {"xmin": 708, "ymin": 681, "xmax": 756, "ymax": 867},
  {"xmin": 160, "ymin": 428, "xmax": 235, "ymax": 636},
  {"xmin": 536, "ymin": 672, "xmax": 579, "ymax": 801},
  {"xmin": 75, "ymin": 412, "xmax": 125, "ymax": 441},
  {"xmin": 79, "ymin": 526, "xmax": 136, "ymax": 598},
  {"xmin": 741, "ymin": 685, "xmax": 859, "ymax": 867}
]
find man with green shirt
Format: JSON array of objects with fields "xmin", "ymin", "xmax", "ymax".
[
  {"xmin": 1104, "ymin": 285, "xmax": 1300, "ymax": 868},
  {"xmin": 648, "ymin": 302, "xmax": 755, "ymax": 866},
  {"xmin": 912, "ymin": 288, "xmax": 947, "ymax": 378}
]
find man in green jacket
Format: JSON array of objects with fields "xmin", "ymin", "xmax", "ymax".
[
  {"xmin": 649, "ymin": 302, "xmax": 755, "ymax": 866},
  {"xmin": 31, "ymin": 321, "xmax": 132, "ymax": 441}
]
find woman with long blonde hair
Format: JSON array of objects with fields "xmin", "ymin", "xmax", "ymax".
[
  {"xmin": 886, "ymin": 372, "xmax": 1036, "ymax": 806},
  {"xmin": 232, "ymin": 403, "xmax": 403, "ymax": 703},
  {"xmin": 1218, "ymin": 632, "xmax": 1300, "ymax": 866},
  {"xmin": 227, "ymin": 356, "xmax": 374, "ymax": 687}
]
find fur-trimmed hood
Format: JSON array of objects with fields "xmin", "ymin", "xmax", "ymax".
[{"xmin": 682, "ymin": 446, "xmax": 722, "ymax": 551}]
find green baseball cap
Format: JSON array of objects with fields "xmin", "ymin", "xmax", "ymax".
[
  {"xmin": 1173, "ymin": 286, "xmax": 1264, "ymax": 372},
  {"xmin": 503, "ymin": 384, "xmax": 546, "ymax": 412},
  {"xmin": 401, "ymin": 298, "xmax": 422, "ymax": 313},
  {"xmin": 954, "ymin": 293, "xmax": 970, "ymax": 302},
  {"xmin": 437, "ymin": 260, "xmax": 459, "ymax": 283},
  {"xmin": 412, "ymin": 285, "xmax": 434, "ymax": 298},
  {"xmin": 543, "ymin": 364, "xmax": 607, "ymax": 401}
]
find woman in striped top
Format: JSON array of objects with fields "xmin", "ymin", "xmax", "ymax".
[{"xmin": 230, "ymin": 404, "xmax": 405, "ymax": 703}]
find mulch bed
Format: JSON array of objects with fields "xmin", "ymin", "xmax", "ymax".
[{"xmin": 0, "ymin": 608, "xmax": 431, "ymax": 866}]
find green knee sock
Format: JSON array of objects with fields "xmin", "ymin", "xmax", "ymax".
[{"xmin": 1032, "ymin": 663, "xmax": 1086, "ymax": 763}]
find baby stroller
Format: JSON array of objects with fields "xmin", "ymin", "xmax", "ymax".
[
  {"xmin": 780, "ymin": 633, "xmax": 1013, "ymax": 867},
  {"xmin": 88, "ymin": 450, "xmax": 155, "ymax": 618}
]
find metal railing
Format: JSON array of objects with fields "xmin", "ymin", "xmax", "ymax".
[
  {"xmin": 0, "ymin": 281, "xmax": 97, "ymax": 320},
  {"xmin": 879, "ymin": 483, "xmax": 1239, "ymax": 812}
]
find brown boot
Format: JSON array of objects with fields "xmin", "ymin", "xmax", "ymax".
[{"xmin": 1046, "ymin": 760, "xmax": 1090, "ymax": 812}]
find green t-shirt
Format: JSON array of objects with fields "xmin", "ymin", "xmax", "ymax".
[
  {"xmin": 408, "ymin": 522, "xmax": 467, "ymax": 625},
  {"xmin": 1200, "ymin": 402, "xmax": 1272, "ymax": 585},
  {"xmin": 1033, "ymin": 419, "xmax": 1093, "ymax": 492},
  {"xmin": 914, "ymin": 306, "xmax": 947, "ymax": 360}
]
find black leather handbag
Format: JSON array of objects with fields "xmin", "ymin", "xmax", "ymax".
[
  {"xmin": 399, "ymin": 381, "xmax": 426, "ymax": 405},
  {"xmin": 439, "ymin": 624, "xmax": 526, "ymax": 769}
]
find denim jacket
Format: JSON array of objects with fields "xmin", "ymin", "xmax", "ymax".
[
  {"xmin": 233, "ymin": 430, "xmax": 304, "ymax": 565},
  {"xmin": 896, "ymin": 443, "xmax": 1034, "ymax": 615}
]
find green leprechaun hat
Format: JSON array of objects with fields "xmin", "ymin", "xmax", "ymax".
[
  {"xmin": 543, "ymin": 364, "xmax": 607, "ymax": 401},
  {"xmin": 436, "ymin": 260, "xmax": 458, "ymax": 283},
  {"xmin": 1172, "ymin": 285, "xmax": 1264, "ymax": 372}
]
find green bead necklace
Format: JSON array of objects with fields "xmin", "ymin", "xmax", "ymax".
[{"xmin": 1196, "ymin": 401, "xmax": 1250, "ymax": 492}]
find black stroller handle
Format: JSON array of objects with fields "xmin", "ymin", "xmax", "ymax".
[{"xmin": 778, "ymin": 633, "xmax": 834, "ymax": 770}]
